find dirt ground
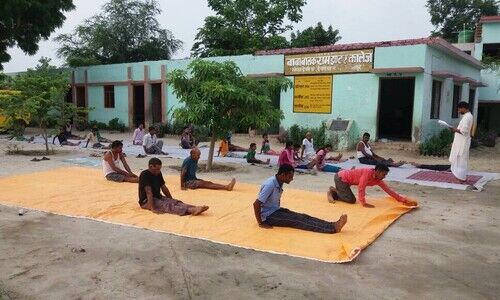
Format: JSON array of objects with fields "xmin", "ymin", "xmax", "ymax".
[{"xmin": 0, "ymin": 130, "xmax": 499, "ymax": 299}]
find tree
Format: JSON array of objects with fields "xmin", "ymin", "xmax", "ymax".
[
  {"xmin": 0, "ymin": 58, "xmax": 88, "ymax": 154},
  {"xmin": 192, "ymin": 0, "xmax": 307, "ymax": 57},
  {"xmin": 55, "ymin": 0, "xmax": 182, "ymax": 67},
  {"xmin": 290, "ymin": 22, "xmax": 342, "ymax": 48},
  {"xmin": 168, "ymin": 59, "xmax": 291, "ymax": 170},
  {"xmin": 0, "ymin": 0, "xmax": 75, "ymax": 70},
  {"xmin": 427, "ymin": 0, "xmax": 499, "ymax": 41}
]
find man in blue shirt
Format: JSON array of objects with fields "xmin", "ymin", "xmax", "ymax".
[
  {"xmin": 181, "ymin": 148, "xmax": 236, "ymax": 190},
  {"xmin": 253, "ymin": 164, "xmax": 347, "ymax": 233}
]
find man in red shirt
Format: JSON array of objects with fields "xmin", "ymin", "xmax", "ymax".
[{"xmin": 327, "ymin": 164, "xmax": 417, "ymax": 208}]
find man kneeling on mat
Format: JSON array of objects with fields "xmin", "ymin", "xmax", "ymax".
[
  {"xmin": 181, "ymin": 148, "xmax": 236, "ymax": 190},
  {"xmin": 139, "ymin": 158, "xmax": 209, "ymax": 215},
  {"xmin": 327, "ymin": 164, "xmax": 417, "ymax": 208},
  {"xmin": 253, "ymin": 164, "xmax": 347, "ymax": 233}
]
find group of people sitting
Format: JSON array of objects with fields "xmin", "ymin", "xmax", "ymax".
[{"xmin": 101, "ymin": 139, "xmax": 417, "ymax": 235}]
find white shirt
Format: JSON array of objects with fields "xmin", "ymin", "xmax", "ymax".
[
  {"xmin": 449, "ymin": 112, "xmax": 473, "ymax": 161},
  {"xmin": 302, "ymin": 138, "xmax": 315, "ymax": 157},
  {"xmin": 102, "ymin": 151, "xmax": 124, "ymax": 176},
  {"xmin": 357, "ymin": 141, "xmax": 373, "ymax": 158},
  {"xmin": 143, "ymin": 133, "xmax": 157, "ymax": 149}
]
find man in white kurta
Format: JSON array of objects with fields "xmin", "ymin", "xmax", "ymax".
[{"xmin": 449, "ymin": 102, "xmax": 473, "ymax": 183}]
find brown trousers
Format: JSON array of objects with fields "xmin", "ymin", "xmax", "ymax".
[{"xmin": 141, "ymin": 196, "xmax": 194, "ymax": 216}]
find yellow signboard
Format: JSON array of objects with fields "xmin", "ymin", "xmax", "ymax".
[
  {"xmin": 293, "ymin": 75, "xmax": 333, "ymax": 114},
  {"xmin": 285, "ymin": 49, "xmax": 373, "ymax": 75}
]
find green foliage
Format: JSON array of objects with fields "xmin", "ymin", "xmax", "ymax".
[
  {"xmin": 290, "ymin": 22, "xmax": 341, "ymax": 48},
  {"xmin": 482, "ymin": 55, "xmax": 500, "ymax": 71},
  {"xmin": 0, "ymin": 0, "xmax": 75, "ymax": 69},
  {"xmin": 287, "ymin": 122, "xmax": 329, "ymax": 149},
  {"xmin": 55, "ymin": 0, "xmax": 182, "ymax": 67},
  {"xmin": 108, "ymin": 117, "xmax": 126, "ymax": 132},
  {"xmin": 192, "ymin": 0, "xmax": 307, "ymax": 57},
  {"xmin": 420, "ymin": 129, "xmax": 454, "ymax": 156},
  {"xmin": 91, "ymin": 121, "xmax": 108, "ymax": 130},
  {"xmin": 168, "ymin": 59, "xmax": 290, "ymax": 169},
  {"xmin": 426, "ymin": 0, "xmax": 499, "ymax": 41},
  {"xmin": 0, "ymin": 58, "xmax": 88, "ymax": 154}
]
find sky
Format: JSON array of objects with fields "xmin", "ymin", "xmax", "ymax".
[{"xmin": 3, "ymin": 0, "xmax": 435, "ymax": 73}]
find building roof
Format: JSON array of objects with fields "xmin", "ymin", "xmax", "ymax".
[
  {"xmin": 479, "ymin": 15, "xmax": 500, "ymax": 23},
  {"xmin": 255, "ymin": 37, "xmax": 483, "ymax": 69}
]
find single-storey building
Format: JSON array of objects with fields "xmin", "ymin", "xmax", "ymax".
[{"xmin": 71, "ymin": 36, "xmax": 484, "ymax": 148}]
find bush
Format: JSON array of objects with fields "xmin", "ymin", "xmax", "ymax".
[
  {"xmin": 108, "ymin": 118, "xmax": 126, "ymax": 132},
  {"xmin": 194, "ymin": 125, "xmax": 211, "ymax": 142},
  {"xmin": 88, "ymin": 120, "xmax": 108, "ymax": 130},
  {"xmin": 420, "ymin": 129, "xmax": 454, "ymax": 156},
  {"xmin": 286, "ymin": 122, "xmax": 329, "ymax": 149}
]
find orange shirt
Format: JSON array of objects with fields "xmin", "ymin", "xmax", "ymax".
[{"xmin": 219, "ymin": 140, "xmax": 229, "ymax": 156}]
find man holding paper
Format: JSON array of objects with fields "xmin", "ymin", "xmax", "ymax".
[{"xmin": 448, "ymin": 102, "xmax": 473, "ymax": 183}]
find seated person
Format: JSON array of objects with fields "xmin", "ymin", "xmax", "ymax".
[
  {"xmin": 246, "ymin": 143, "xmax": 270, "ymax": 165},
  {"xmin": 102, "ymin": 140, "xmax": 139, "ymax": 183},
  {"xmin": 218, "ymin": 137, "xmax": 245, "ymax": 158},
  {"xmin": 139, "ymin": 158, "xmax": 209, "ymax": 215},
  {"xmin": 357, "ymin": 132, "xmax": 405, "ymax": 167},
  {"xmin": 132, "ymin": 124, "xmax": 145, "ymax": 145},
  {"xmin": 181, "ymin": 148, "xmax": 236, "ymax": 190},
  {"xmin": 253, "ymin": 164, "xmax": 347, "ymax": 233},
  {"xmin": 181, "ymin": 125, "xmax": 196, "ymax": 149},
  {"xmin": 143, "ymin": 126, "xmax": 167, "ymax": 155},
  {"xmin": 410, "ymin": 162, "xmax": 451, "ymax": 171},
  {"xmin": 277, "ymin": 141, "xmax": 297, "ymax": 168},
  {"xmin": 94, "ymin": 128, "xmax": 111, "ymax": 143},
  {"xmin": 300, "ymin": 132, "xmax": 315, "ymax": 162},
  {"xmin": 64, "ymin": 120, "xmax": 82, "ymax": 139},
  {"xmin": 260, "ymin": 133, "xmax": 279, "ymax": 155},
  {"xmin": 313, "ymin": 144, "xmax": 343, "ymax": 173},
  {"xmin": 85, "ymin": 127, "xmax": 110, "ymax": 149},
  {"xmin": 327, "ymin": 164, "xmax": 417, "ymax": 208},
  {"xmin": 53, "ymin": 128, "xmax": 81, "ymax": 146}
]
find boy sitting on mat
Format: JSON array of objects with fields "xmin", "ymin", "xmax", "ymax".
[
  {"xmin": 139, "ymin": 158, "xmax": 209, "ymax": 216},
  {"xmin": 253, "ymin": 164, "xmax": 347, "ymax": 234},
  {"xmin": 327, "ymin": 164, "xmax": 417, "ymax": 208},
  {"xmin": 181, "ymin": 148, "xmax": 236, "ymax": 191},
  {"xmin": 102, "ymin": 140, "xmax": 139, "ymax": 183}
]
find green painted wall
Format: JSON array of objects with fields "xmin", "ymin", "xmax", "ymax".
[
  {"xmin": 87, "ymin": 64, "xmax": 128, "ymax": 83},
  {"xmin": 482, "ymin": 22, "xmax": 500, "ymax": 44},
  {"xmin": 374, "ymin": 45, "xmax": 427, "ymax": 68},
  {"xmin": 88, "ymin": 85, "xmax": 130, "ymax": 126}
]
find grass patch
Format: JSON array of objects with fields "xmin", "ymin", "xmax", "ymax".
[{"xmin": 169, "ymin": 164, "xmax": 237, "ymax": 173}]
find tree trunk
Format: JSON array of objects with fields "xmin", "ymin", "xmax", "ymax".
[
  {"xmin": 206, "ymin": 129, "xmax": 217, "ymax": 171},
  {"xmin": 42, "ymin": 125, "xmax": 49, "ymax": 155}
]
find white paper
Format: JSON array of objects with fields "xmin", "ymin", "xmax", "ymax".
[{"xmin": 438, "ymin": 120, "xmax": 453, "ymax": 128}]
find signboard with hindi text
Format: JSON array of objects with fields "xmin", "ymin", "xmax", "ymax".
[
  {"xmin": 285, "ymin": 49, "xmax": 374, "ymax": 75},
  {"xmin": 293, "ymin": 75, "xmax": 333, "ymax": 113}
]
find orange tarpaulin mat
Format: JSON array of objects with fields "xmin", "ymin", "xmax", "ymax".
[{"xmin": 0, "ymin": 167, "xmax": 417, "ymax": 263}]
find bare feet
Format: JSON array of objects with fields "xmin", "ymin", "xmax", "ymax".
[
  {"xmin": 327, "ymin": 186, "xmax": 338, "ymax": 203},
  {"xmin": 191, "ymin": 205, "xmax": 209, "ymax": 215},
  {"xmin": 333, "ymin": 214, "xmax": 348, "ymax": 233},
  {"xmin": 410, "ymin": 162, "xmax": 421, "ymax": 168},
  {"xmin": 226, "ymin": 178, "xmax": 236, "ymax": 191}
]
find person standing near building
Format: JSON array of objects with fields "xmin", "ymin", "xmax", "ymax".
[{"xmin": 449, "ymin": 101, "xmax": 474, "ymax": 184}]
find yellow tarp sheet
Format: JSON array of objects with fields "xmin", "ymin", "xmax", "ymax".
[{"xmin": 0, "ymin": 167, "xmax": 417, "ymax": 263}]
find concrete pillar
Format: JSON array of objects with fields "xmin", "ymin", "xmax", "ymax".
[
  {"xmin": 127, "ymin": 67, "xmax": 133, "ymax": 128},
  {"xmin": 161, "ymin": 65, "xmax": 167, "ymax": 123},
  {"xmin": 144, "ymin": 65, "xmax": 151, "ymax": 126}
]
